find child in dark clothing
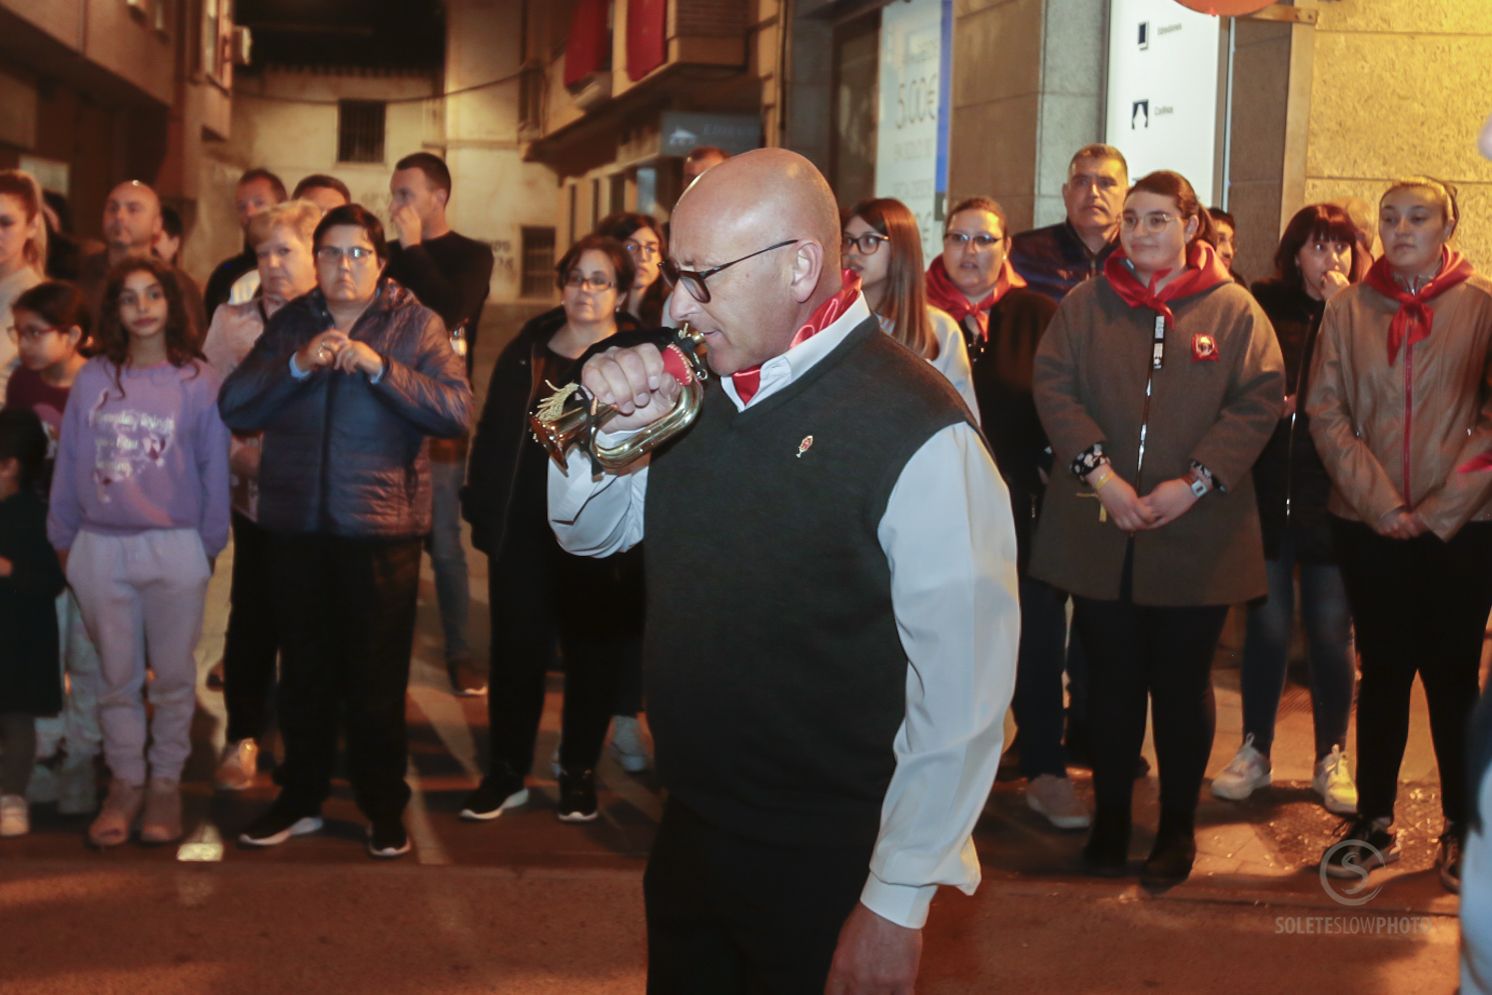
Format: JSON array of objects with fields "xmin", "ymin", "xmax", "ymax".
[{"xmin": 0, "ymin": 408, "xmax": 66, "ymax": 837}]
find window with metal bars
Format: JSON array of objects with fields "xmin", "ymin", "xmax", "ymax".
[
  {"xmin": 521, "ymin": 227, "xmax": 558, "ymax": 299},
  {"xmin": 338, "ymin": 101, "xmax": 386, "ymax": 164}
]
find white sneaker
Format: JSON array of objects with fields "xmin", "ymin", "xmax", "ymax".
[
  {"xmin": 214, "ymin": 739, "xmax": 259, "ymax": 791},
  {"xmin": 1313, "ymin": 745, "xmax": 1358, "ymax": 815},
  {"xmin": 609, "ymin": 716, "xmax": 651, "ymax": 774},
  {"xmin": 1025, "ymin": 774, "xmax": 1091, "ymax": 829},
  {"xmin": 0, "ymin": 794, "xmax": 29, "ymax": 837},
  {"xmin": 57, "ymin": 756, "xmax": 98, "ymax": 815},
  {"xmin": 1211, "ymin": 734, "xmax": 1271, "ymax": 801}
]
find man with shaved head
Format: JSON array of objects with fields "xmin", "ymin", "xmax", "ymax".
[
  {"xmin": 549, "ymin": 148, "xmax": 1019, "ymax": 993},
  {"xmin": 78, "ymin": 180, "xmax": 206, "ymax": 335}
]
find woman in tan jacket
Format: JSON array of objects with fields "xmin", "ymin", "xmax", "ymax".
[
  {"xmin": 1307, "ymin": 176, "xmax": 1492, "ymax": 893},
  {"xmin": 1032, "ymin": 170, "xmax": 1284, "ymax": 887}
]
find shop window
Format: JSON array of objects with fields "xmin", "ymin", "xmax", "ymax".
[{"xmin": 338, "ymin": 101, "xmax": 387, "ymax": 164}]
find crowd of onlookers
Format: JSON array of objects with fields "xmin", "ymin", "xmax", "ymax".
[{"xmin": 0, "ymin": 137, "xmax": 1490, "ymax": 983}]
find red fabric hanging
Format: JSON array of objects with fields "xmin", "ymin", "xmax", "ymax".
[
  {"xmin": 626, "ymin": 0, "xmax": 667, "ymax": 81},
  {"xmin": 565, "ymin": 0, "xmax": 611, "ymax": 87}
]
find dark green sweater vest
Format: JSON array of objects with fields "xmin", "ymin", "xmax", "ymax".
[{"xmin": 644, "ymin": 317, "xmax": 974, "ymax": 848}]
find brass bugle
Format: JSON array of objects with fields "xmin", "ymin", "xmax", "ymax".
[{"xmin": 530, "ymin": 324, "xmax": 708, "ymax": 473}]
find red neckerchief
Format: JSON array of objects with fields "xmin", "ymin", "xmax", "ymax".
[
  {"xmin": 1363, "ymin": 248, "xmax": 1474, "ymax": 366},
  {"xmin": 1102, "ymin": 240, "xmax": 1231, "ymax": 326},
  {"xmin": 924, "ymin": 254, "xmax": 1027, "ymax": 341},
  {"xmin": 731, "ymin": 269, "xmax": 862, "ymax": 405}
]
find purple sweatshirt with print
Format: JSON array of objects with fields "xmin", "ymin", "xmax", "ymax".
[{"xmin": 47, "ymin": 357, "xmax": 231, "ymax": 556}]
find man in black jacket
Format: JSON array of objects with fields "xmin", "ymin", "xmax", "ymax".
[
  {"xmin": 204, "ymin": 168, "xmax": 286, "ymax": 320},
  {"xmin": 385, "ymin": 152, "xmax": 494, "ymax": 696}
]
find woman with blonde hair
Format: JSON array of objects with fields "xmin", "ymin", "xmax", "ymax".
[
  {"xmin": 1309, "ymin": 175, "xmax": 1492, "ymax": 893},
  {"xmin": 0, "ymin": 170, "xmax": 49, "ymax": 399},
  {"xmin": 842, "ymin": 197, "xmax": 977, "ymax": 414}
]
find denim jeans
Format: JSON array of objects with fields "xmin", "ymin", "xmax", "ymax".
[
  {"xmin": 1240, "ymin": 529, "xmax": 1354, "ymax": 762},
  {"xmin": 428, "ymin": 457, "xmax": 472, "ymax": 663}
]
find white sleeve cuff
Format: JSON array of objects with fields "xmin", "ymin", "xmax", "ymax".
[{"xmin": 859, "ymin": 874, "xmax": 935, "ymax": 929}]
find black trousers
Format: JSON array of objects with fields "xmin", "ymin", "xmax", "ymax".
[
  {"xmin": 1073, "ymin": 596, "xmax": 1228, "ymax": 825},
  {"xmin": 644, "ymin": 799, "xmax": 869, "ymax": 995},
  {"xmin": 485, "ymin": 526, "xmax": 643, "ymax": 778},
  {"xmin": 270, "ymin": 533, "xmax": 422, "ymax": 822},
  {"xmin": 1333, "ymin": 517, "xmax": 1492, "ymax": 826},
  {"xmin": 224, "ymin": 513, "xmax": 279, "ymax": 743}
]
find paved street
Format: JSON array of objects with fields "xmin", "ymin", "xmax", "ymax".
[{"xmin": 0, "ymin": 311, "xmax": 1465, "ymax": 993}]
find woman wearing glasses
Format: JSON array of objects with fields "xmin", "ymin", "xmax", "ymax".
[
  {"xmin": 461, "ymin": 234, "xmax": 645, "ymax": 825},
  {"xmin": 1032, "ymin": 171, "xmax": 1283, "ymax": 886},
  {"xmin": 923, "ymin": 196, "xmax": 1085, "ymax": 829},
  {"xmin": 219, "ymin": 204, "xmax": 473, "ymax": 859},
  {"xmin": 841, "ymin": 197, "xmax": 977, "ymax": 414},
  {"xmin": 598, "ymin": 212, "xmax": 668, "ymax": 327}
]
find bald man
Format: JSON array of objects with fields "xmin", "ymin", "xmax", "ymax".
[
  {"xmin": 548, "ymin": 148, "xmax": 1019, "ymax": 994},
  {"xmin": 78, "ymin": 180, "xmax": 206, "ymax": 336}
]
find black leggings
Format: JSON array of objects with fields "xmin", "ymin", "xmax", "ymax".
[
  {"xmin": 1333, "ymin": 517, "xmax": 1492, "ymax": 826},
  {"xmin": 485, "ymin": 526, "xmax": 643, "ymax": 779},
  {"xmin": 1073, "ymin": 597, "xmax": 1228, "ymax": 828}
]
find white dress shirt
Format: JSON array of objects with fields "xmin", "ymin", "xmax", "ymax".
[{"xmin": 548, "ymin": 294, "xmax": 1020, "ymax": 929}]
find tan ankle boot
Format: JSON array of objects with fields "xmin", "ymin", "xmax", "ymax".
[
  {"xmin": 139, "ymin": 778, "xmax": 183, "ymax": 844},
  {"xmin": 88, "ymin": 780, "xmax": 144, "ymax": 847}
]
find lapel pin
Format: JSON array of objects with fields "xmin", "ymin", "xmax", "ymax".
[{"xmin": 796, "ymin": 435, "xmax": 814, "ymax": 458}]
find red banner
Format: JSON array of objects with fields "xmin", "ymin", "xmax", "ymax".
[
  {"xmin": 626, "ymin": 0, "xmax": 667, "ymax": 82},
  {"xmin": 565, "ymin": 0, "xmax": 611, "ymax": 87}
]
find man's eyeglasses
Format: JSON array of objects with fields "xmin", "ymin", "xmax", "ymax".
[
  {"xmin": 943, "ymin": 232, "xmax": 1005, "ymax": 251},
  {"xmin": 315, "ymin": 245, "xmax": 377, "ymax": 264},
  {"xmin": 662, "ymin": 238, "xmax": 801, "ymax": 304},
  {"xmin": 625, "ymin": 240, "xmax": 661, "ymax": 261},
  {"xmin": 1120, "ymin": 212, "xmax": 1180, "ymax": 234},
  {"xmin": 842, "ymin": 232, "xmax": 890, "ymax": 255},
  {"xmin": 5, "ymin": 324, "xmax": 61, "ymax": 344},
  {"xmin": 565, "ymin": 272, "xmax": 615, "ymax": 291}
]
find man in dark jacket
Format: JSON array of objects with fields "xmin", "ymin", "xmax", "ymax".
[
  {"xmin": 1008, "ymin": 144, "xmax": 1126, "ymax": 304},
  {"xmin": 386, "ymin": 151, "xmax": 493, "ymax": 695},
  {"xmin": 219, "ymin": 204, "xmax": 472, "ymax": 860},
  {"xmin": 204, "ymin": 168, "xmax": 286, "ymax": 321}
]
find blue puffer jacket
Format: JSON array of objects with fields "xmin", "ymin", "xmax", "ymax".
[{"xmin": 218, "ymin": 280, "xmax": 472, "ymax": 538}]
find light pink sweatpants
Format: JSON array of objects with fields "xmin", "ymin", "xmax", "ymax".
[{"xmin": 65, "ymin": 529, "xmax": 210, "ymax": 786}]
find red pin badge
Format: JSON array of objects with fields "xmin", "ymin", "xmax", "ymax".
[
  {"xmin": 796, "ymin": 435, "xmax": 814, "ymax": 458},
  {"xmin": 1192, "ymin": 333, "xmax": 1220, "ymax": 362}
]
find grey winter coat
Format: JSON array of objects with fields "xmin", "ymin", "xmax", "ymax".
[{"xmin": 217, "ymin": 281, "xmax": 472, "ymax": 538}]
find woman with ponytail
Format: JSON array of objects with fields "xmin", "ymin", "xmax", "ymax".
[
  {"xmin": 1031, "ymin": 170, "xmax": 1284, "ymax": 886},
  {"xmin": 1307, "ymin": 176, "xmax": 1492, "ymax": 893}
]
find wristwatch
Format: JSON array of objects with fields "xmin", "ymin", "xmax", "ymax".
[{"xmin": 1186, "ymin": 468, "xmax": 1210, "ymax": 499}]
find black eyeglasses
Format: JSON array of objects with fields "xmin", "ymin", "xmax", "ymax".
[
  {"xmin": 662, "ymin": 238, "xmax": 800, "ymax": 304},
  {"xmin": 842, "ymin": 232, "xmax": 890, "ymax": 255}
]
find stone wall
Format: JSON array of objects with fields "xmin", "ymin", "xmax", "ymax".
[{"xmin": 1301, "ymin": 0, "xmax": 1492, "ymax": 266}]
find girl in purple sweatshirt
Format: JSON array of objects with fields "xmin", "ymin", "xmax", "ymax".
[{"xmin": 47, "ymin": 256, "xmax": 229, "ymax": 848}]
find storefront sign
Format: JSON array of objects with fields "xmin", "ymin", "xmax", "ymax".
[
  {"xmin": 874, "ymin": 0, "xmax": 952, "ymax": 266},
  {"xmin": 1105, "ymin": 0, "xmax": 1222, "ymax": 205},
  {"xmin": 659, "ymin": 112, "xmax": 762, "ymax": 157}
]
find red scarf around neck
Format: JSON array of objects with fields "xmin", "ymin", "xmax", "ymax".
[
  {"xmin": 1102, "ymin": 239, "xmax": 1232, "ymax": 326},
  {"xmin": 924, "ymin": 254, "xmax": 1027, "ymax": 341},
  {"xmin": 731, "ymin": 269, "xmax": 862, "ymax": 405},
  {"xmin": 1363, "ymin": 247, "xmax": 1474, "ymax": 366}
]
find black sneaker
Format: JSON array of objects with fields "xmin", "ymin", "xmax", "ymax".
[
  {"xmin": 1321, "ymin": 816, "xmax": 1400, "ymax": 879},
  {"xmin": 367, "ymin": 818, "xmax": 411, "ymax": 859},
  {"xmin": 460, "ymin": 771, "xmax": 528, "ymax": 821},
  {"xmin": 1438, "ymin": 825, "xmax": 1463, "ymax": 894},
  {"xmin": 447, "ymin": 657, "xmax": 488, "ymax": 698},
  {"xmin": 557, "ymin": 769, "xmax": 598, "ymax": 823},
  {"xmin": 238, "ymin": 799, "xmax": 323, "ymax": 848},
  {"xmin": 1141, "ymin": 824, "xmax": 1196, "ymax": 889}
]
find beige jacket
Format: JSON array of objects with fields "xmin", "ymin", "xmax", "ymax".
[
  {"xmin": 1030, "ymin": 277, "xmax": 1284, "ymax": 606},
  {"xmin": 1305, "ymin": 274, "xmax": 1492, "ymax": 540}
]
